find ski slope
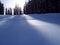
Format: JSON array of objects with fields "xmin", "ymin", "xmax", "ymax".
[{"xmin": 0, "ymin": 14, "xmax": 60, "ymax": 45}]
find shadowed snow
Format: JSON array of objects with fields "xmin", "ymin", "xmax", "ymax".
[{"xmin": 0, "ymin": 14, "xmax": 60, "ymax": 45}]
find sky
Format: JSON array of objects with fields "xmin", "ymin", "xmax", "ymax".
[{"xmin": 0, "ymin": 0, "xmax": 28, "ymax": 9}]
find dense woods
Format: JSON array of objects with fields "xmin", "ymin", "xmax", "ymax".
[
  {"xmin": 23, "ymin": 0, "xmax": 60, "ymax": 14},
  {"xmin": 0, "ymin": 0, "xmax": 60, "ymax": 15}
]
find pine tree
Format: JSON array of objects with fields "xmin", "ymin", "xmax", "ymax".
[
  {"xmin": 0, "ymin": 2, "xmax": 4, "ymax": 15},
  {"xmin": 23, "ymin": 0, "xmax": 60, "ymax": 14}
]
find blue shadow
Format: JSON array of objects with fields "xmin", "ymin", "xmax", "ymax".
[
  {"xmin": 29, "ymin": 13, "xmax": 60, "ymax": 25},
  {"xmin": 0, "ymin": 16, "xmax": 55, "ymax": 45}
]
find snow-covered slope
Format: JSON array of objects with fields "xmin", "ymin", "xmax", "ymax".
[{"xmin": 0, "ymin": 14, "xmax": 60, "ymax": 45}]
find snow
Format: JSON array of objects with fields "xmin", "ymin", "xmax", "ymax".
[{"xmin": 0, "ymin": 14, "xmax": 60, "ymax": 45}]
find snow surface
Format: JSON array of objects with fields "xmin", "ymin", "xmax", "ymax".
[{"xmin": 0, "ymin": 14, "xmax": 60, "ymax": 45}]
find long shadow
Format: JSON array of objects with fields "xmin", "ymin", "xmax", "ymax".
[
  {"xmin": 0, "ymin": 16, "xmax": 55, "ymax": 45},
  {"xmin": 29, "ymin": 13, "xmax": 60, "ymax": 25}
]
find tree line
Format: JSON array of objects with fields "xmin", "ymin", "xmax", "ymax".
[
  {"xmin": 0, "ymin": 0, "xmax": 60, "ymax": 15},
  {"xmin": 23, "ymin": 0, "xmax": 60, "ymax": 14},
  {"xmin": 0, "ymin": 1, "xmax": 22, "ymax": 15}
]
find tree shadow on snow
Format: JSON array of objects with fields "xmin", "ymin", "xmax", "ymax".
[
  {"xmin": 0, "ymin": 17, "xmax": 55, "ymax": 45},
  {"xmin": 29, "ymin": 13, "xmax": 60, "ymax": 25}
]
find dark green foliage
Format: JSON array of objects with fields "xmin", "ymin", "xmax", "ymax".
[
  {"xmin": 23, "ymin": 0, "xmax": 60, "ymax": 14},
  {"xmin": 0, "ymin": 2, "xmax": 4, "ymax": 15}
]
